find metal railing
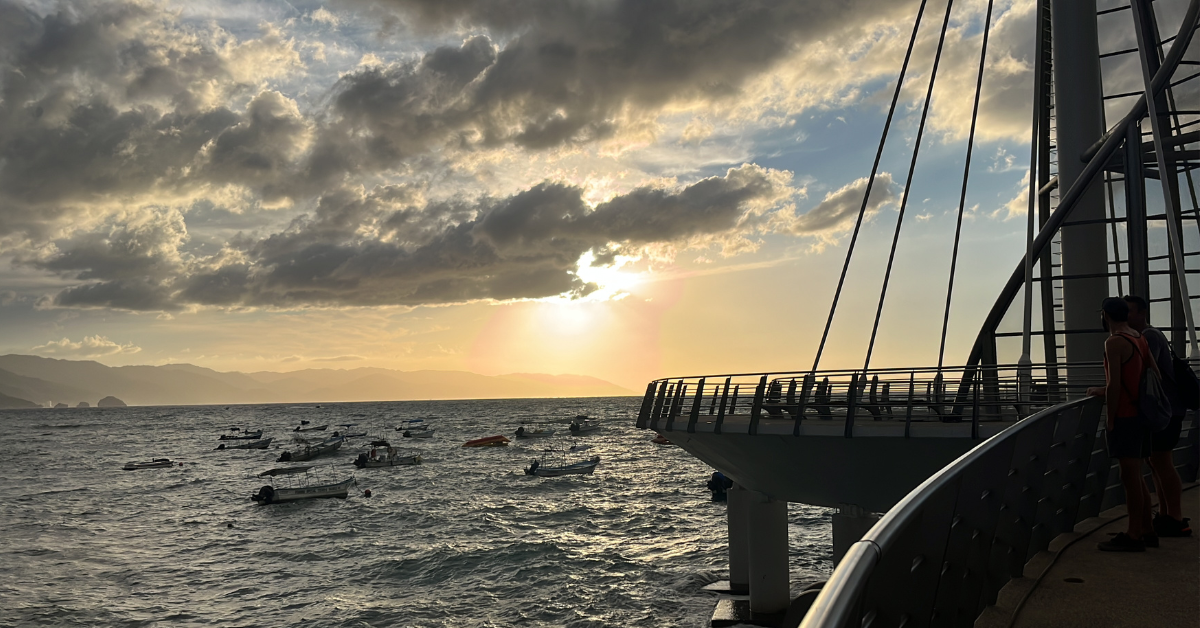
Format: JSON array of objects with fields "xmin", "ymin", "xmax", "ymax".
[
  {"xmin": 636, "ymin": 362, "xmax": 1108, "ymax": 438},
  {"xmin": 798, "ymin": 397, "xmax": 1199, "ymax": 628}
]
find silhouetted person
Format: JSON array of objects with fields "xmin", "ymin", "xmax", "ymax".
[
  {"xmin": 1124, "ymin": 295, "xmax": 1191, "ymax": 537},
  {"xmin": 1087, "ymin": 297, "xmax": 1162, "ymax": 551}
]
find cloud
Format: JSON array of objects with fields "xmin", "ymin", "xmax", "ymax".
[
  {"xmin": 311, "ymin": 354, "xmax": 366, "ymax": 361},
  {"xmin": 32, "ymin": 335, "xmax": 142, "ymax": 357},
  {"xmin": 778, "ymin": 173, "xmax": 897, "ymax": 236}
]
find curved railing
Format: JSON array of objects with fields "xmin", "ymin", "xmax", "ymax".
[
  {"xmin": 635, "ymin": 362, "xmax": 1105, "ymax": 439},
  {"xmin": 798, "ymin": 397, "xmax": 1108, "ymax": 627}
]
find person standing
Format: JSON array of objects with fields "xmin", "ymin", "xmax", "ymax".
[
  {"xmin": 1087, "ymin": 297, "xmax": 1161, "ymax": 551},
  {"xmin": 1124, "ymin": 295, "xmax": 1192, "ymax": 537}
]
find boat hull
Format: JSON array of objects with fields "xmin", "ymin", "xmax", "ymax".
[
  {"xmin": 217, "ymin": 437, "xmax": 273, "ymax": 450},
  {"xmin": 219, "ymin": 432, "xmax": 263, "ymax": 440},
  {"xmin": 278, "ymin": 439, "xmax": 343, "ymax": 462},
  {"xmin": 356, "ymin": 455, "xmax": 421, "ymax": 468},
  {"xmin": 530, "ymin": 459, "xmax": 599, "ymax": 477},
  {"xmin": 252, "ymin": 478, "xmax": 355, "ymax": 504},
  {"xmin": 463, "ymin": 435, "xmax": 510, "ymax": 447},
  {"xmin": 123, "ymin": 460, "xmax": 176, "ymax": 470}
]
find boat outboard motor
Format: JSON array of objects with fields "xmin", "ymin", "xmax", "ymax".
[
  {"xmin": 251, "ymin": 485, "xmax": 275, "ymax": 504},
  {"xmin": 277, "ymin": 451, "xmax": 292, "ymax": 462},
  {"xmin": 515, "ymin": 426, "xmax": 525, "ymax": 437},
  {"xmin": 525, "ymin": 459, "xmax": 539, "ymax": 475},
  {"xmin": 354, "ymin": 453, "xmax": 368, "ymax": 468}
]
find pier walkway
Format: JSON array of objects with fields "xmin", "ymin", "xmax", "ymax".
[{"xmin": 979, "ymin": 485, "xmax": 1198, "ymax": 628}]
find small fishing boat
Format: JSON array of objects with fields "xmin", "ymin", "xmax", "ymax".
[
  {"xmin": 250, "ymin": 466, "xmax": 355, "ymax": 504},
  {"xmin": 215, "ymin": 437, "xmax": 273, "ymax": 450},
  {"xmin": 568, "ymin": 416, "xmax": 600, "ymax": 435},
  {"xmin": 338, "ymin": 424, "xmax": 368, "ymax": 438},
  {"xmin": 463, "ymin": 435, "xmax": 511, "ymax": 447},
  {"xmin": 514, "ymin": 426, "xmax": 555, "ymax": 438},
  {"xmin": 277, "ymin": 436, "xmax": 344, "ymax": 462},
  {"xmin": 650, "ymin": 434, "xmax": 673, "ymax": 445},
  {"xmin": 123, "ymin": 458, "xmax": 181, "ymax": 470},
  {"xmin": 397, "ymin": 419, "xmax": 435, "ymax": 439},
  {"xmin": 353, "ymin": 440, "xmax": 421, "ymax": 468},
  {"xmin": 294, "ymin": 423, "xmax": 329, "ymax": 432},
  {"xmin": 524, "ymin": 450, "xmax": 601, "ymax": 477},
  {"xmin": 219, "ymin": 429, "xmax": 264, "ymax": 440}
]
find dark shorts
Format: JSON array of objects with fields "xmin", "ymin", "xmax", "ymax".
[
  {"xmin": 1151, "ymin": 415, "xmax": 1184, "ymax": 452},
  {"xmin": 1107, "ymin": 416, "xmax": 1152, "ymax": 459}
]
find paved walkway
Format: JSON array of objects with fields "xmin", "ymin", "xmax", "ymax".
[{"xmin": 980, "ymin": 484, "xmax": 1198, "ymax": 628}]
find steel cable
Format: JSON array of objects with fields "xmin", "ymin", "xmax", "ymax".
[
  {"xmin": 810, "ymin": 0, "xmax": 932, "ymax": 372},
  {"xmin": 938, "ymin": 0, "xmax": 996, "ymax": 370},
  {"xmin": 864, "ymin": 0, "xmax": 958, "ymax": 371}
]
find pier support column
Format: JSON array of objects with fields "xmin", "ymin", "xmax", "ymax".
[
  {"xmin": 746, "ymin": 491, "xmax": 790, "ymax": 618},
  {"xmin": 832, "ymin": 504, "xmax": 880, "ymax": 564},
  {"xmin": 727, "ymin": 483, "xmax": 750, "ymax": 595}
]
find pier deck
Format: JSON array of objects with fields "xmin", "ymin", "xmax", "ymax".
[{"xmin": 979, "ymin": 485, "xmax": 1198, "ymax": 628}]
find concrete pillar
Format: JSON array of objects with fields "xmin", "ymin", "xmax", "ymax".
[
  {"xmin": 1051, "ymin": 0, "xmax": 1108, "ymax": 381},
  {"xmin": 746, "ymin": 491, "xmax": 790, "ymax": 617},
  {"xmin": 832, "ymin": 504, "xmax": 881, "ymax": 564},
  {"xmin": 727, "ymin": 483, "xmax": 750, "ymax": 595}
]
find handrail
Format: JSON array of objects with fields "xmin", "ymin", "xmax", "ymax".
[{"xmin": 798, "ymin": 397, "xmax": 1105, "ymax": 628}]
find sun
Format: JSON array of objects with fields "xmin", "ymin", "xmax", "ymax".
[{"xmin": 572, "ymin": 250, "xmax": 643, "ymax": 301}]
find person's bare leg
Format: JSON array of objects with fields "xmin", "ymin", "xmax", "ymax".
[
  {"xmin": 1119, "ymin": 457, "xmax": 1146, "ymax": 539},
  {"xmin": 1139, "ymin": 470, "xmax": 1154, "ymax": 534},
  {"xmin": 1150, "ymin": 450, "xmax": 1184, "ymax": 520}
]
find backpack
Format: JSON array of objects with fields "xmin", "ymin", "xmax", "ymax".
[
  {"xmin": 1120, "ymin": 334, "xmax": 1173, "ymax": 432},
  {"xmin": 1173, "ymin": 355, "xmax": 1200, "ymax": 411}
]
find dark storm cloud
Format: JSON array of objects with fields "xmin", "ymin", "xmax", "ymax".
[
  {"xmin": 304, "ymin": 0, "xmax": 907, "ymax": 182},
  {"xmin": 172, "ymin": 163, "xmax": 792, "ymax": 308}
]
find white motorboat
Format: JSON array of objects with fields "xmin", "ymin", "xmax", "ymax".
[
  {"xmin": 353, "ymin": 440, "xmax": 422, "ymax": 468},
  {"xmin": 250, "ymin": 466, "xmax": 355, "ymax": 504},
  {"xmin": 568, "ymin": 416, "xmax": 600, "ymax": 434},
  {"xmin": 397, "ymin": 419, "xmax": 434, "ymax": 438},
  {"xmin": 277, "ymin": 436, "xmax": 344, "ymax": 462},
  {"xmin": 514, "ymin": 426, "xmax": 555, "ymax": 438},
  {"xmin": 524, "ymin": 450, "xmax": 600, "ymax": 477},
  {"xmin": 123, "ymin": 458, "xmax": 181, "ymax": 470},
  {"xmin": 216, "ymin": 437, "xmax": 273, "ymax": 450}
]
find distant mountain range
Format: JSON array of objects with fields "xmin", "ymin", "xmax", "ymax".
[{"xmin": 0, "ymin": 354, "xmax": 636, "ymax": 408}]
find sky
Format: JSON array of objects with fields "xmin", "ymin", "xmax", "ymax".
[{"xmin": 0, "ymin": 0, "xmax": 1194, "ymax": 391}]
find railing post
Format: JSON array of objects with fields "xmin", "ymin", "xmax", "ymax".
[
  {"xmin": 666, "ymin": 383, "xmax": 686, "ymax": 432},
  {"xmin": 729, "ymin": 384, "xmax": 740, "ymax": 416},
  {"xmin": 794, "ymin": 372, "xmax": 814, "ymax": 436},
  {"xmin": 650, "ymin": 382, "xmax": 670, "ymax": 430},
  {"xmin": 845, "ymin": 372, "xmax": 859, "ymax": 438},
  {"xmin": 750, "ymin": 375, "xmax": 767, "ymax": 435},
  {"xmin": 715, "ymin": 378, "xmax": 731, "ymax": 435},
  {"xmin": 972, "ymin": 369, "xmax": 981, "ymax": 439},
  {"xmin": 905, "ymin": 372, "xmax": 915, "ymax": 438},
  {"xmin": 687, "ymin": 378, "xmax": 705, "ymax": 434},
  {"xmin": 636, "ymin": 382, "xmax": 656, "ymax": 428}
]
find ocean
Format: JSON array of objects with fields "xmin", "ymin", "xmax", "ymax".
[{"xmin": 0, "ymin": 397, "xmax": 833, "ymax": 627}]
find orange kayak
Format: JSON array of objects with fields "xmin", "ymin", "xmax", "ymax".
[{"xmin": 463, "ymin": 435, "xmax": 511, "ymax": 447}]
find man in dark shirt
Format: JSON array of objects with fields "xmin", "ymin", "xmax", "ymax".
[{"xmin": 1124, "ymin": 295, "xmax": 1191, "ymax": 537}]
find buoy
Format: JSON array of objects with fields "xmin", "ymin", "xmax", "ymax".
[
  {"xmin": 363, "ymin": 489, "xmax": 372, "ymax": 498},
  {"xmin": 179, "ymin": 462, "xmax": 184, "ymax": 466},
  {"xmin": 227, "ymin": 523, "xmax": 234, "ymax": 528}
]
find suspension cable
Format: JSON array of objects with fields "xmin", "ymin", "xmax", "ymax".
[
  {"xmin": 937, "ymin": 0, "xmax": 996, "ymax": 370},
  {"xmin": 810, "ymin": 0, "xmax": 931, "ymax": 373},
  {"xmin": 864, "ymin": 0, "xmax": 957, "ymax": 371}
]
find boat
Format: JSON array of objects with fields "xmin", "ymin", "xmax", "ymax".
[
  {"xmin": 218, "ymin": 429, "xmax": 263, "ymax": 440},
  {"xmin": 250, "ymin": 466, "xmax": 355, "ymax": 504},
  {"xmin": 568, "ymin": 416, "xmax": 600, "ymax": 434},
  {"xmin": 462, "ymin": 435, "xmax": 510, "ymax": 447},
  {"xmin": 524, "ymin": 450, "xmax": 601, "ymax": 477},
  {"xmin": 122, "ymin": 458, "xmax": 181, "ymax": 470},
  {"xmin": 650, "ymin": 434, "xmax": 672, "ymax": 445},
  {"xmin": 353, "ymin": 440, "xmax": 421, "ymax": 467},
  {"xmin": 397, "ymin": 419, "xmax": 435, "ymax": 438},
  {"xmin": 514, "ymin": 426, "xmax": 555, "ymax": 438},
  {"xmin": 277, "ymin": 436, "xmax": 344, "ymax": 462},
  {"xmin": 294, "ymin": 423, "xmax": 329, "ymax": 432},
  {"xmin": 215, "ymin": 437, "xmax": 273, "ymax": 450},
  {"xmin": 338, "ymin": 424, "xmax": 367, "ymax": 438}
]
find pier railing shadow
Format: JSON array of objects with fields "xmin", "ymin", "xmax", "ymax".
[{"xmin": 794, "ymin": 396, "xmax": 1199, "ymax": 628}]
